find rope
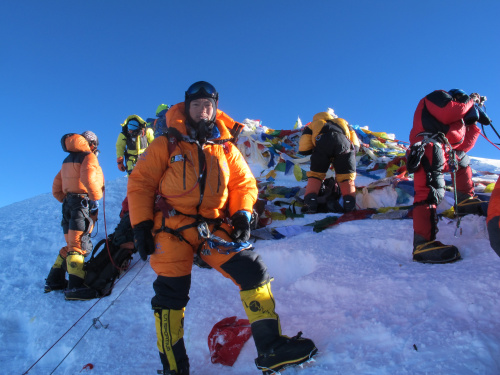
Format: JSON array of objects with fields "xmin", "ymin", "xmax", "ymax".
[
  {"xmin": 23, "ymin": 181, "xmax": 141, "ymax": 374},
  {"xmin": 48, "ymin": 259, "xmax": 148, "ymax": 374},
  {"xmin": 22, "ymin": 256, "xmax": 145, "ymax": 374},
  {"xmin": 479, "ymin": 131, "xmax": 500, "ymax": 152}
]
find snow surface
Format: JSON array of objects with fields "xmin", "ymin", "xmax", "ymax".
[{"xmin": 4, "ymin": 156, "xmax": 500, "ymax": 375}]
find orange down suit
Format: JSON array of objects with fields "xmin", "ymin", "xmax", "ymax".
[
  {"xmin": 127, "ymin": 103, "xmax": 258, "ymax": 282},
  {"xmin": 487, "ymin": 179, "xmax": 500, "ymax": 258},
  {"xmin": 52, "ymin": 134, "xmax": 104, "ymax": 257}
]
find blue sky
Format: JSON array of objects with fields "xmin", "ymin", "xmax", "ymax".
[{"xmin": 1, "ymin": 1, "xmax": 499, "ymax": 208}]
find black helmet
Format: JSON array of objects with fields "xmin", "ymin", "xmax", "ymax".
[
  {"xmin": 81, "ymin": 131, "xmax": 99, "ymax": 148},
  {"xmin": 185, "ymin": 81, "xmax": 218, "ymax": 123}
]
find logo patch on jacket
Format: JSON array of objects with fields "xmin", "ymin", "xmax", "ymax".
[
  {"xmin": 170, "ymin": 155, "xmax": 184, "ymax": 163},
  {"xmin": 316, "ymin": 134, "xmax": 322, "ymax": 142}
]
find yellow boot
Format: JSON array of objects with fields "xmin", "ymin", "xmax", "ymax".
[
  {"xmin": 154, "ymin": 308, "xmax": 189, "ymax": 374},
  {"xmin": 44, "ymin": 254, "xmax": 67, "ymax": 293},
  {"xmin": 65, "ymin": 253, "xmax": 98, "ymax": 300},
  {"xmin": 241, "ymin": 281, "xmax": 317, "ymax": 374}
]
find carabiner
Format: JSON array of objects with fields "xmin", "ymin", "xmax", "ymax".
[{"xmin": 197, "ymin": 221, "xmax": 211, "ymax": 239}]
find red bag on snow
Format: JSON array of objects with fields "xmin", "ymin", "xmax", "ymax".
[{"xmin": 208, "ymin": 316, "xmax": 252, "ymax": 366}]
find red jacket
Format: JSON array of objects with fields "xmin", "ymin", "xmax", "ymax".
[{"xmin": 410, "ymin": 90, "xmax": 474, "ymax": 149}]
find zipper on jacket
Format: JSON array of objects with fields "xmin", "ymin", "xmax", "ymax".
[
  {"xmin": 217, "ymin": 161, "xmax": 221, "ymax": 193},
  {"xmin": 183, "ymin": 155, "xmax": 187, "ymax": 190}
]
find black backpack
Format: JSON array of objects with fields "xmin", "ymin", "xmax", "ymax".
[{"xmin": 84, "ymin": 213, "xmax": 136, "ymax": 297}]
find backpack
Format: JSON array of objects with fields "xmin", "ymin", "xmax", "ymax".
[{"xmin": 84, "ymin": 213, "xmax": 136, "ymax": 297}]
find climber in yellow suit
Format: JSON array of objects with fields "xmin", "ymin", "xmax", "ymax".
[{"xmin": 116, "ymin": 115, "xmax": 155, "ymax": 174}]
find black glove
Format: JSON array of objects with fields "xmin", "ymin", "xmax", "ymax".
[
  {"xmin": 477, "ymin": 105, "xmax": 492, "ymax": 125},
  {"xmin": 133, "ymin": 220, "xmax": 155, "ymax": 260},
  {"xmin": 464, "ymin": 105, "xmax": 480, "ymax": 125},
  {"xmin": 230, "ymin": 211, "xmax": 251, "ymax": 243}
]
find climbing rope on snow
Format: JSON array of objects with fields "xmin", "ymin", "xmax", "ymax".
[
  {"xmin": 22, "ymin": 255, "xmax": 147, "ymax": 375},
  {"xmin": 48, "ymin": 258, "xmax": 148, "ymax": 374}
]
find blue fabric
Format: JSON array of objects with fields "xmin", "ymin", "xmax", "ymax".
[
  {"xmin": 209, "ymin": 125, "xmax": 221, "ymax": 140},
  {"xmin": 284, "ymin": 160, "xmax": 294, "ymax": 175},
  {"xmin": 350, "ymin": 124, "xmax": 372, "ymax": 144},
  {"xmin": 205, "ymin": 235, "xmax": 252, "ymax": 254}
]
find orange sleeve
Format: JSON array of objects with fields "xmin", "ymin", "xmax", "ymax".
[
  {"xmin": 216, "ymin": 109, "xmax": 236, "ymax": 129},
  {"xmin": 127, "ymin": 137, "xmax": 171, "ymax": 226},
  {"xmin": 487, "ymin": 178, "xmax": 500, "ymax": 223},
  {"xmin": 52, "ymin": 170, "xmax": 65, "ymax": 202},
  {"xmin": 225, "ymin": 141, "xmax": 258, "ymax": 216},
  {"xmin": 81, "ymin": 153, "xmax": 104, "ymax": 201}
]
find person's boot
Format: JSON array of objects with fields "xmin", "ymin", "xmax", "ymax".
[
  {"xmin": 44, "ymin": 254, "xmax": 67, "ymax": 293},
  {"xmin": 155, "ymin": 308, "xmax": 189, "ymax": 374},
  {"xmin": 412, "ymin": 233, "xmax": 461, "ymax": 264},
  {"xmin": 253, "ymin": 328, "xmax": 317, "ymax": 374},
  {"xmin": 240, "ymin": 282, "xmax": 318, "ymax": 374},
  {"xmin": 342, "ymin": 194, "xmax": 356, "ymax": 213},
  {"xmin": 301, "ymin": 193, "xmax": 318, "ymax": 214},
  {"xmin": 64, "ymin": 253, "xmax": 99, "ymax": 300},
  {"xmin": 456, "ymin": 192, "xmax": 486, "ymax": 216}
]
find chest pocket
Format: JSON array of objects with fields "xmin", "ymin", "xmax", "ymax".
[
  {"xmin": 126, "ymin": 133, "xmax": 148, "ymax": 153},
  {"xmin": 159, "ymin": 143, "xmax": 229, "ymax": 206},
  {"xmin": 205, "ymin": 145, "xmax": 229, "ymax": 196}
]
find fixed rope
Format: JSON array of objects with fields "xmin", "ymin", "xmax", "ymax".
[
  {"xmin": 48, "ymin": 259, "xmax": 148, "ymax": 374},
  {"xmin": 22, "ymin": 256, "xmax": 145, "ymax": 374}
]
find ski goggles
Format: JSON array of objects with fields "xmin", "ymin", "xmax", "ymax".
[
  {"xmin": 127, "ymin": 119, "xmax": 140, "ymax": 129},
  {"xmin": 185, "ymin": 81, "xmax": 218, "ymax": 99}
]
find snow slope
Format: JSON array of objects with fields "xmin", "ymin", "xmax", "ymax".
[{"xmin": 3, "ymin": 156, "xmax": 500, "ymax": 375}]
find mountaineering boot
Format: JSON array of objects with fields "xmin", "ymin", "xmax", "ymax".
[
  {"xmin": 301, "ymin": 193, "xmax": 318, "ymax": 214},
  {"xmin": 456, "ymin": 193, "xmax": 486, "ymax": 216},
  {"xmin": 343, "ymin": 194, "xmax": 356, "ymax": 213},
  {"xmin": 64, "ymin": 253, "xmax": 99, "ymax": 300},
  {"xmin": 159, "ymin": 347, "xmax": 189, "ymax": 375},
  {"xmin": 254, "ymin": 330, "xmax": 318, "ymax": 374},
  {"xmin": 155, "ymin": 308, "xmax": 189, "ymax": 374},
  {"xmin": 240, "ymin": 281, "xmax": 318, "ymax": 374},
  {"xmin": 412, "ymin": 233, "xmax": 461, "ymax": 264},
  {"xmin": 44, "ymin": 254, "xmax": 67, "ymax": 293}
]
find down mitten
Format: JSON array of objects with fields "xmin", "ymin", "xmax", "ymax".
[
  {"xmin": 133, "ymin": 220, "xmax": 155, "ymax": 260},
  {"xmin": 230, "ymin": 211, "xmax": 251, "ymax": 243}
]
